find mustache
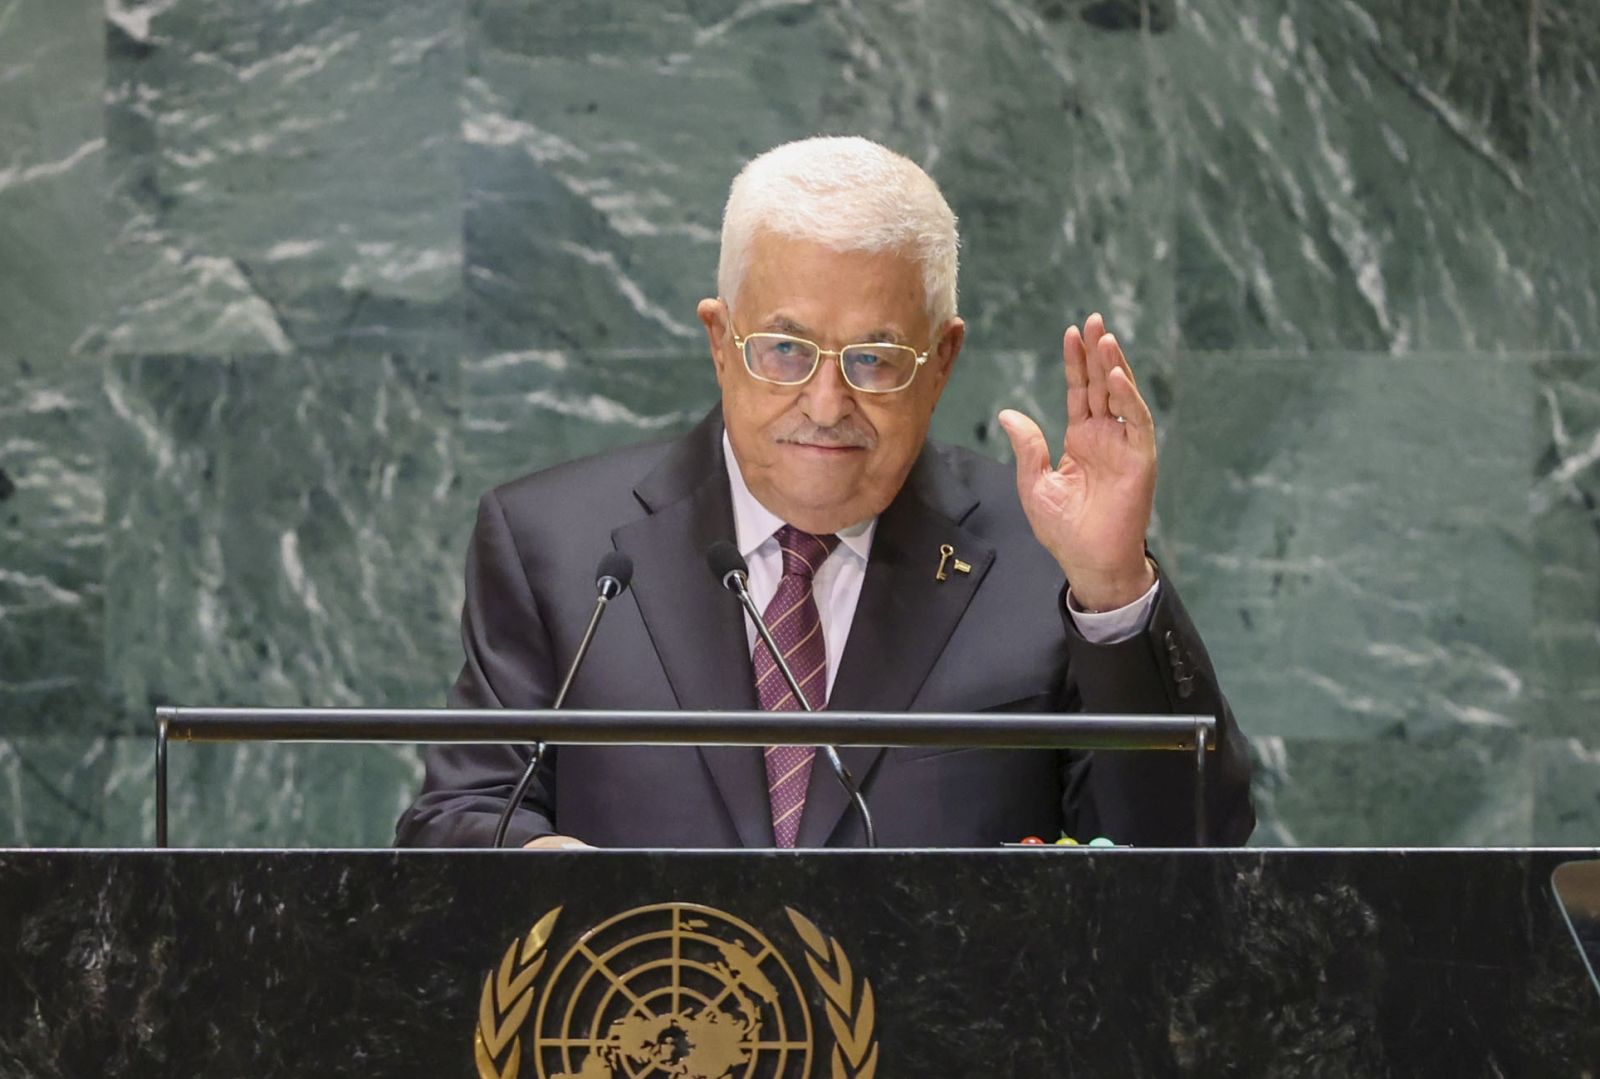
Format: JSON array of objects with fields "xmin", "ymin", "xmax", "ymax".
[{"xmin": 772, "ymin": 416, "xmax": 876, "ymax": 450}]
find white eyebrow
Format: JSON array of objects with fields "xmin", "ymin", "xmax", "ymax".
[{"xmin": 762, "ymin": 315, "xmax": 908, "ymax": 345}]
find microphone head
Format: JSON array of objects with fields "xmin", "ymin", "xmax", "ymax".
[
  {"xmin": 595, "ymin": 550, "xmax": 634, "ymax": 598},
  {"xmin": 705, "ymin": 541, "xmax": 748, "ymax": 592}
]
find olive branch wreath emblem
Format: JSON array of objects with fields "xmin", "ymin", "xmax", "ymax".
[
  {"xmin": 474, "ymin": 906, "xmax": 561, "ymax": 1079},
  {"xmin": 471, "ymin": 904, "xmax": 878, "ymax": 1079},
  {"xmin": 784, "ymin": 908, "xmax": 879, "ymax": 1079}
]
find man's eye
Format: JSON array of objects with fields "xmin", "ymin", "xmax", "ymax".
[
  {"xmin": 772, "ymin": 340, "xmax": 800, "ymax": 356},
  {"xmin": 851, "ymin": 350, "xmax": 884, "ymax": 367}
]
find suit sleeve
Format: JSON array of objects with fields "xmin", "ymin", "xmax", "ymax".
[
  {"xmin": 1057, "ymin": 568, "xmax": 1256, "ymax": 846},
  {"xmin": 393, "ymin": 490, "xmax": 561, "ymax": 848}
]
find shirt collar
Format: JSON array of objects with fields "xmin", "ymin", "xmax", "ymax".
[{"xmin": 722, "ymin": 431, "xmax": 876, "ymax": 562}]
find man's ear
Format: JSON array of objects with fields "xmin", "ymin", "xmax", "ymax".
[
  {"xmin": 931, "ymin": 317, "xmax": 965, "ymax": 384},
  {"xmin": 697, "ymin": 298, "xmax": 730, "ymax": 384}
]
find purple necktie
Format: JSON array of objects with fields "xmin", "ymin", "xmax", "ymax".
[{"xmin": 757, "ymin": 525, "xmax": 839, "ymax": 848}]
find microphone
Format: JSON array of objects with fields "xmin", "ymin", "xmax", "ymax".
[
  {"xmin": 594, "ymin": 549, "xmax": 632, "ymax": 602},
  {"xmin": 493, "ymin": 550, "xmax": 634, "ymax": 848},
  {"xmin": 705, "ymin": 541, "xmax": 877, "ymax": 848},
  {"xmin": 706, "ymin": 540, "xmax": 748, "ymax": 594}
]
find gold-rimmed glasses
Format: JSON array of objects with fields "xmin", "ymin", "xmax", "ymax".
[{"xmin": 724, "ymin": 307, "xmax": 929, "ymax": 394}]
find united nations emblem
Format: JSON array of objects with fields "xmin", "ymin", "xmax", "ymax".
[{"xmin": 474, "ymin": 903, "xmax": 878, "ymax": 1079}]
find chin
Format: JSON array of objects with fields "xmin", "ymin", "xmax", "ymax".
[{"xmin": 794, "ymin": 492, "xmax": 891, "ymax": 533}]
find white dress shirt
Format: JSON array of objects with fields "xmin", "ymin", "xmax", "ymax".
[{"xmin": 721, "ymin": 433, "xmax": 1158, "ymax": 699}]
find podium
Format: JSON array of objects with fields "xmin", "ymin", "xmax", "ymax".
[
  {"xmin": 4, "ymin": 708, "xmax": 1590, "ymax": 1073},
  {"xmin": 2, "ymin": 848, "xmax": 1599, "ymax": 1075}
]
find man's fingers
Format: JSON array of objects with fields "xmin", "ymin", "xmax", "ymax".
[
  {"xmin": 1103, "ymin": 329, "xmax": 1138, "ymax": 388},
  {"xmin": 998, "ymin": 408, "xmax": 1052, "ymax": 492},
  {"xmin": 1066, "ymin": 316, "xmax": 1147, "ymax": 437},
  {"xmin": 1064, "ymin": 326, "xmax": 1090, "ymax": 425},
  {"xmin": 1100, "ymin": 331, "xmax": 1138, "ymax": 394},
  {"xmin": 1106, "ymin": 364, "xmax": 1155, "ymax": 452},
  {"xmin": 524, "ymin": 835, "xmax": 591, "ymax": 850},
  {"xmin": 1083, "ymin": 311, "xmax": 1105, "ymax": 353},
  {"xmin": 1084, "ymin": 315, "xmax": 1111, "ymax": 419}
]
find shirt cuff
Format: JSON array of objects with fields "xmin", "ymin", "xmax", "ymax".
[{"xmin": 1064, "ymin": 579, "xmax": 1160, "ymax": 645}]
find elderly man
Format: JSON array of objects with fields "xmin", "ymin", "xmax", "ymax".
[{"xmin": 396, "ymin": 136, "xmax": 1253, "ymax": 849}]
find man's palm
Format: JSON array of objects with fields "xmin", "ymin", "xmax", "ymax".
[{"xmin": 998, "ymin": 313, "xmax": 1156, "ymax": 610}]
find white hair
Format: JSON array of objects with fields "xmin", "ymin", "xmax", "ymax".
[{"xmin": 716, "ymin": 136, "xmax": 960, "ymax": 327}]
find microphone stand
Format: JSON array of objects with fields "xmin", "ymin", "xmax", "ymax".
[
  {"xmin": 724, "ymin": 569, "xmax": 878, "ymax": 849},
  {"xmin": 492, "ymin": 570, "xmax": 626, "ymax": 849}
]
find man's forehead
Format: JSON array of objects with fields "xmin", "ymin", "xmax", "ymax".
[{"xmin": 755, "ymin": 311, "xmax": 911, "ymax": 345}]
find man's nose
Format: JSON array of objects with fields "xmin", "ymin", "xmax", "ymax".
[{"xmin": 798, "ymin": 353, "xmax": 854, "ymax": 427}]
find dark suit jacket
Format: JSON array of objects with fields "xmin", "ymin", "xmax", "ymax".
[{"xmin": 394, "ymin": 410, "xmax": 1254, "ymax": 848}]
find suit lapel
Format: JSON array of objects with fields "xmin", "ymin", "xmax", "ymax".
[
  {"xmin": 612, "ymin": 411, "xmax": 773, "ymax": 848},
  {"xmin": 793, "ymin": 447, "xmax": 995, "ymax": 847}
]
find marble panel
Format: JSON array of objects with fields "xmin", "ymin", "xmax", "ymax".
[
  {"xmin": 928, "ymin": 350, "xmax": 1058, "ymax": 462},
  {"xmin": 101, "ymin": 353, "xmax": 467, "ymax": 733},
  {"xmin": 0, "ymin": 734, "xmax": 149, "ymax": 846},
  {"xmin": 0, "ymin": 0, "xmax": 109, "ymax": 736},
  {"xmin": 0, "ymin": 733, "xmax": 423, "ymax": 848},
  {"xmin": 1250, "ymin": 731, "xmax": 1534, "ymax": 847},
  {"xmin": 1174, "ymin": 0, "xmax": 1545, "ymax": 352},
  {"xmin": 0, "ymin": 0, "xmax": 106, "ymax": 360},
  {"xmin": 1533, "ymin": 738, "xmax": 1600, "ymax": 845},
  {"xmin": 160, "ymin": 740, "xmax": 425, "ymax": 848},
  {"xmin": 102, "ymin": 0, "xmax": 464, "ymax": 357},
  {"xmin": 911, "ymin": 0, "xmax": 1179, "ymax": 358},
  {"xmin": 1532, "ymin": 356, "xmax": 1600, "ymax": 737},
  {"xmin": 0, "ymin": 369, "xmax": 107, "ymax": 736},
  {"xmin": 1160, "ymin": 352, "xmax": 1534, "ymax": 742},
  {"xmin": 461, "ymin": 349, "xmax": 719, "ymax": 496},
  {"xmin": 1531, "ymin": 0, "xmax": 1600, "ymax": 351},
  {"xmin": 464, "ymin": 0, "xmax": 1175, "ymax": 356},
  {"xmin": 1349, "ymin": 0, "xmax": 1536, "ymax": 160}
]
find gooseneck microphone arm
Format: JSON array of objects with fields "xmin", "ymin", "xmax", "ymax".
[
  {"xmin": 706, "ymin": 542, "xmax": 877, "ymax": 849},
  {"xmin": 493, "ymin": 551, "xmax": 634, "ymax": 849}
]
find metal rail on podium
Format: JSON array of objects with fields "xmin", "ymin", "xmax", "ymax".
[{"xmin": 152, "ymin": 706, "xmax": 1218, "ymax": 847}]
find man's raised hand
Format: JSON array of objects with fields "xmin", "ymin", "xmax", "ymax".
[{"xmin": 997, "ymin": 313, "xmax": 1157, "ymax": 612}]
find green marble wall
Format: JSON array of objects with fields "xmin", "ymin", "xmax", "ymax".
[{"xmin": 1, "ymin": 0, "xmax": 1595, "ymax": 847}]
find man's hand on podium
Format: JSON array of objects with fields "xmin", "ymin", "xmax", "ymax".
[{"xmin": 523, "ymin": 835, "xmax": 591, "ymax": 850}]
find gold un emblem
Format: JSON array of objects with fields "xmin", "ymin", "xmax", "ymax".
[{"xmin": 474, "ymin": 902, "xmax": 878, "ymax": 1079}]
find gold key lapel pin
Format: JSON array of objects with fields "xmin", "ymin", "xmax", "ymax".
[{"xmin": 935, "ymin": 543, "xmax": 972, "ymax": 582}]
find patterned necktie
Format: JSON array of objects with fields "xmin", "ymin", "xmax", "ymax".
[{"xmin": 757, "ymin": 525, "xmax": 840, "ymax": 848}]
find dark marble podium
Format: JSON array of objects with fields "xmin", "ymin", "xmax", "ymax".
[{"xmin": 2, "ymin": 849, "xmax": 1597, "ymax": 1077}]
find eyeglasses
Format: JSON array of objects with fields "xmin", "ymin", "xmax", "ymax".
[{"xmin": 724, "ymin": 308, "xmax": 929, "ymax": 394}]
